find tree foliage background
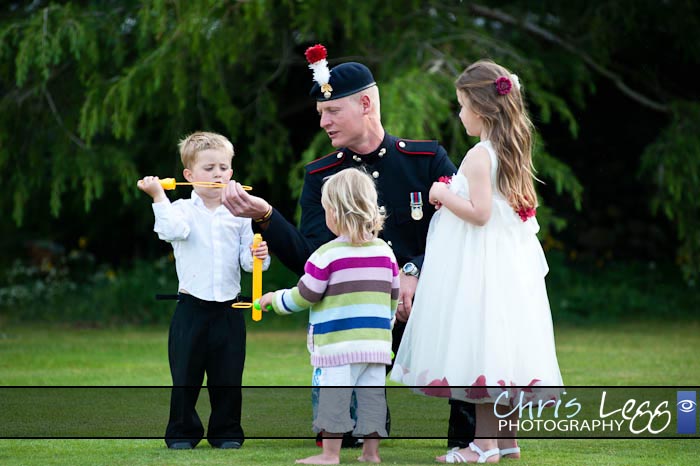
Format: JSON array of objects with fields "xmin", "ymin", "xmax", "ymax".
[{"xmin": 1, "ymin": 0, "xmax": 698, "ymax": 281}]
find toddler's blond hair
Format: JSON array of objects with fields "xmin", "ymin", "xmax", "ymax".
[
  {"xmin": 321, "ymin": 168, "xmax": 385, "ymax": 244},
  {"xmin": 178, "ymin": 131, "xmax": 234, "ymax": 169}
]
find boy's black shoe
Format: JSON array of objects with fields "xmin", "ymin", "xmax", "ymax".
[
  {"xmin": 218, "ymin": 441, "xmax": 242, "ymax": 449},
  {"xmin": 168, "ymin": 442, "xmax": 193, "ymax": 450}
]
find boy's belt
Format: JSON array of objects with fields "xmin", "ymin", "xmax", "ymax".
[{"xmin": 155, "ymin": 293, "xmax": 247, "ymax": 303}]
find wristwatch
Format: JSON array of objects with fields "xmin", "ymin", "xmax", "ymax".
[{"xmin": 402, "ymin": 262, "xmax": 420, "ymax": 278}]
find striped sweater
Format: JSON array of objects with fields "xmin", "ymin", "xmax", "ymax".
[{"xmin": 272, "ymin": 236, "xmax": 400, "ymax": 367}]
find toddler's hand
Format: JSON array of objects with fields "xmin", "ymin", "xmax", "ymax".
[
  {"xmin": 252, "ymin": 241, "xmax": 269, "ymax": 260},
  {"xmin": 259, "ymin": 292, "xmax": 274, "ymax": 312},
  {"xmin": 137, "ymin": 176, "xmax": 167, "ymax": 202}
]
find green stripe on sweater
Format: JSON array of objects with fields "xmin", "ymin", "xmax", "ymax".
[{"xmin": 313, "ymin": 328, "xmax": 392, "ymax": 346}]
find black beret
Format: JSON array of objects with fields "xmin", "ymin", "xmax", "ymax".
[{"xmin": 309, "ymin": 62, "xmax": 376, "ymax": 102}]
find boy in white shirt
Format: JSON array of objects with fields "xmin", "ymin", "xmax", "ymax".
[{"xmin": 137, "ymin": 131, "xmax": 270, "ymax": 450}]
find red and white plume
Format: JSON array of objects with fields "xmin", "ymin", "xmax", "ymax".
[{"xmin": 305, "ymin": 44, "xmax": 332, "ymax": 98}]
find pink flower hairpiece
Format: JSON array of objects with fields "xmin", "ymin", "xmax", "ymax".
[
  {"xmin": 494, "ymin": 76, "xmax": 512, "ymax": 95},
  {"xmin": 494, "ymin": 74, "xmax": 521, "ymax": 96}
]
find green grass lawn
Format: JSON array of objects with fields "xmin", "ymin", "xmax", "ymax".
[{"xmin": 1, "ymin": 320, "xmax": 699, "ymax": 464}]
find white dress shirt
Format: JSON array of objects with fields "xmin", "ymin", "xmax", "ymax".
[{"xmin": 152, "ymin": 191, "xmax": 270, "ymax": 302}]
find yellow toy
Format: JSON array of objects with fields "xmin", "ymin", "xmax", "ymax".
[
  {"xmin": 231, "ymin": 233, "xmax": 264, "ymax": 321},
  {"xmin": 158, "ymin": 178, "xmax": 252, "ymax": 191}
]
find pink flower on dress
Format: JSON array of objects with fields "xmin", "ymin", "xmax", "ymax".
[
  {"xmin": 420, "ymin": 377, "xmax": 452, "ymax": 397},
  {"xmin": 463, "ymin": 375, "xmax": 491, "ymax": 400},
  {"xmin": 517, "ymin": 207, "xmax": 536, "ymax": 222},
  {"xmin": 520, "ymin": 378, "xmax": 542, "ymax": 393}
]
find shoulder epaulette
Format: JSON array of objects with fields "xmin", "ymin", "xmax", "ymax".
[
  {"xmin": 305, "ymin": 150, "xmax": 345, "ymax": 174},
  {"xmin": 395, "ymin": 139, "xmax": 439, "ymax": 156}
]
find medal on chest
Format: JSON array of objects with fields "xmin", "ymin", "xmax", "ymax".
[{"xmin": 410, "ymin": 192, "xmax": 424, "ymax": 221}]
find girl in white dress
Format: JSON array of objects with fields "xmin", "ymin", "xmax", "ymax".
[{"xmin": 391, "ymin": 60, "xmax": 563, "ymax": 463}]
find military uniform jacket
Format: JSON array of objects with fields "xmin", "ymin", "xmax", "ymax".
[{"xmin": 258, "ymin": 133, "xmax": 457, "ymax": 276}]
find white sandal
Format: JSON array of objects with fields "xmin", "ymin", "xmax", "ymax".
[
  {"xmin": 441, "ymin": 443, "xmax": 500, "ymax": 463},
  {"xmin": 468, "ymin": 442, "xmax": 500, "ymax": 463},
  {"xmin": 444, "ymin": 447, "xmax": 467, "ymax": 463},
  {"xmin": 499, "ymin": 447, "xmax": 520, "ymax": 458}
]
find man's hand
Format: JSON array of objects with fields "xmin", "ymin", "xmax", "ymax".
[
  {"xmin": 136, "ymin": 176, "xmax": 167, "ymax": 203},
  {"xmin": 396, "ymin": 273, "xmax": 418, "ymax": 322},
  {"xmin": 222, "ymin": 181, "xmax": 270, "ymax": 219}
]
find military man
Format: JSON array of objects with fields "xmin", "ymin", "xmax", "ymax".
[{"xmin": 221, "ymin": 48, "xmax": 475, "ymax": 448}]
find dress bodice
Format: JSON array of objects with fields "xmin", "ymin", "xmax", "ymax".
[
  {"xmin": 451, "ymin": 140, "xmax": 499, "ymax": 201},
  {"xmin": 451, "ymin": 140, "xmax": 539, "ymax": 232}
]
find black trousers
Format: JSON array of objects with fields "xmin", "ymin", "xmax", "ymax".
[
  {"xmin": 392, "ymin": 321, "xmax": 476, "ymax": 447},
  {"xmin": 164, "ymin": 294, "xmax": 246, "ymax": 448}
]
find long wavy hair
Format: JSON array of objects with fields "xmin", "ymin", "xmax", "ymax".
[{"xmin": 455, "ymin": 60, "xmax": 537, "ymax": 211}]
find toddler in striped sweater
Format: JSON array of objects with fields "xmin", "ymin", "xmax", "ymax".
[{"xmin": 260, "ymin": 168, "xmax": 399, "ymax": 464}]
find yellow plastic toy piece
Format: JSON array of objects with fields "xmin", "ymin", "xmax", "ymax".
[
  {"xmin": 160, "ymin": 178, "xmax": 177, "ymax": 190},
  {"xmin": 231, "ymin": 301, "xmax": 252, "ymax": 309},
  {"xmin": 251, "ymin": 233, "xmax": 263, "ymax": 322},
  {"xmin": 158, "ymin": 178, "xmax": 252, "ymax": 190},
  {"xmin": 231, "ymin": 233, "xmax": 264, "ymax": 322}
]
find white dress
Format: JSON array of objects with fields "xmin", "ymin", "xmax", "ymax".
[{"xmin": 391, "ymin": 141, "xmax": 563, "ymax": 406}]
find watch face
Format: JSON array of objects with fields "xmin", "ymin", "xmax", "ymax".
[{"xmin": 402, "ymin": 263, "xmax": 417, "ymax": 275}]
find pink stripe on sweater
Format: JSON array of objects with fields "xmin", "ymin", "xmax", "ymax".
[
  {"xmin": 327, "ymin": 267, "xmax": 395, "ymax": 285},
  {"xmin": 301, "ymin": 273, "xmax": 329, "ymax": 294},
  {"xmin": 304, "ymin": 261, "xmax": 330, "ymax": 281},
  {"xmin": 306, "ymin": 256, "xmax": 395, "ymax": 280}
]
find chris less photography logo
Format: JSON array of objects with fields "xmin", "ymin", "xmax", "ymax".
[
  {"xmin": 677, "ymin": 391, "xmax": 696, "ymax": 434},
  {"xmin": 495, "ymin": 388, "xmax": 700, "ymax": 437}
]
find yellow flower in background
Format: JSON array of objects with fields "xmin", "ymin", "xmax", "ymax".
[
  {"xmin": 105, "ymin": 269, "xmax": 116, "ymax": 281},
  {"xmin": 78, "ymin": 237, "xmax": 88, "ymax": 249}
]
